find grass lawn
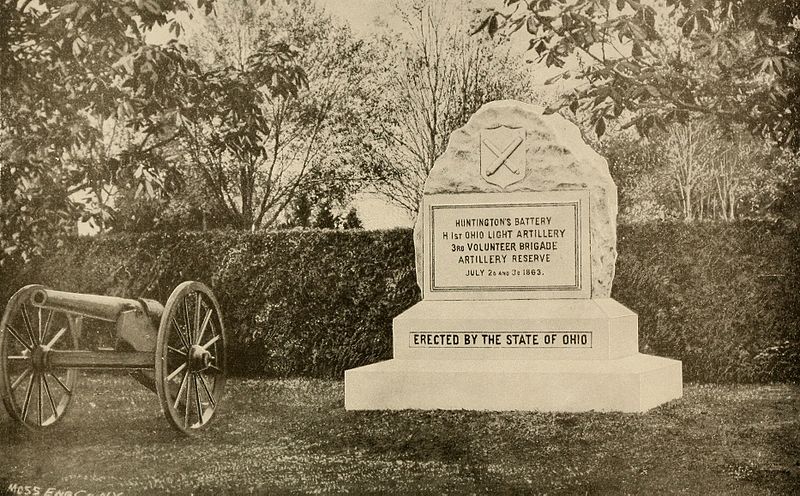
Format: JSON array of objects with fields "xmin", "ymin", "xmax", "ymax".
[{"xmin": 1, "ymin": 374, "xmax": 798, "ymax": 495}]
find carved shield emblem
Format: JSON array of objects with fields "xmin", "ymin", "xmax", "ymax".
[{"xmin": 480, "ymin": 126, "xmax": 526, "ymax": 188}]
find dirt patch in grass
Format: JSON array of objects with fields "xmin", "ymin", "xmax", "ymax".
[{"xmin": 1, "ymin": 376, "xmax": 798, "ymax": 495}]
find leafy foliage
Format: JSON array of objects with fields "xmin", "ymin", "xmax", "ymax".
[
  {"xmin": 769, "ymin": 149, "xmax": 800, "ymax": 222},
  {"xmin": 1, "ymin": 1, "xmax": 191, "ymax": 262},
  {"xmin": 600, "ymin": 124, "xmax": 797, "ymax": 221},
  {"xmin": 479, "ymin": 0, "xmax": 800, "ymax": 148},
  {"xmin": 313, "ymin": 203, "xmax": 338, "ymax": 229},
  {"xmin": 153, "ymin": 0, "xmax": 374, "ymax": 231},
  {"xmin": 598, "ymin": 133, "xmax": 673, "ymax": 220},
  {"xmin": 342, "ymin": 207, "xmax": 363, "ymax": 229},
  {"xmin": 0, "ymin": 0, "xmax": 310, "ymax": 265}
]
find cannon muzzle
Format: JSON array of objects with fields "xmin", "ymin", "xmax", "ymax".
[{"xmin": 31, "ymin": 289, "xmax": 141, "ymax": 322}]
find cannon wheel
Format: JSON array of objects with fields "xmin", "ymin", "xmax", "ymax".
[
  {"xmin": 0, "ymin": 285, "xmax": 80, "ymax": 429},
  {"xmin": 155, "ymin": 281, "xmax": 226, "ymax": 435}
]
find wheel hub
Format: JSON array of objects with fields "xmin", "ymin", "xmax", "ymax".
[
  {"xmin": 187, "ymin": 345, "xmax": 212, "ymax": 371},
  {"xmin": 30, "ymin": 345, "xmax": 50, "ymax": 372}
]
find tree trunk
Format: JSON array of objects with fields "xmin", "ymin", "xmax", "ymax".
[
  {"xmin": 240, "ymin": 167, "xmax": 254, "ymax": 230},
  {"xmin": 684, "ymin": 185, "xmax": 693, "ymax": 220}
]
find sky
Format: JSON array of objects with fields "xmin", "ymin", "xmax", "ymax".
[{"xmin": 316, "ymin": 0, "xmax": 397, "ymax": 37}]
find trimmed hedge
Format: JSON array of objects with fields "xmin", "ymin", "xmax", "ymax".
[
  {"xmin": 2, "ymin": 222, "xmax": 798, "ymax": 383},
  {"xmin": 2, "ymin": 229, "xmax": 419, "ymax": 377},
  {"xmin": 615, "ymin": 222, "xmax": 800, "ymax": 383}
]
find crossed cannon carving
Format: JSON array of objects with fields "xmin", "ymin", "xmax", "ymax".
[{"xmin": 482, "ymin": 134, "xmax": 523, "ymax": 176}]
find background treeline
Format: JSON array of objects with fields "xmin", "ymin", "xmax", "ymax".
[
  {"xmin": 1, "ymin": 0, "xmax": 537, "ymax": 260},
  {"xmin": 2, "ymin": 223, "xmax": 797, "ymax": 384},
  {"xmin": 6, "ymin": 0, "xmax": 798, "ymax": 267},
  {"xmin": 600, "ymin": 129, "xmax": 799, "ymax": 223}
]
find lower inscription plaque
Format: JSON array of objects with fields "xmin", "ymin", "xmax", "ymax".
[{"xmin": 409, "ymin": 331, "xmax": 592, "ymax": 348}]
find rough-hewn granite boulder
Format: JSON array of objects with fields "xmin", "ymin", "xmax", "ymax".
[{"xmin": 413, "ymin": 100, "xmax": 618, "ymax": 298}]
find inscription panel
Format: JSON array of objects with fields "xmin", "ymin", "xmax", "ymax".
[
  {"xmin": 409, "ymin": 330, "xmax": 592, "ymax": 349},
  {"xmin": 423, "ymin": 190, "xmax": 590, "ymax": 300}
]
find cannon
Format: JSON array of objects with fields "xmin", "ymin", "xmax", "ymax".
[{"xmin": 0, "ymin": 282, "xmax": 226, "ymax": 435}]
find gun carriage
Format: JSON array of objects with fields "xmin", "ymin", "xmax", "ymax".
[{"xmin": 0, "ymin": 281, "xmax": 226, "ymax": 435}]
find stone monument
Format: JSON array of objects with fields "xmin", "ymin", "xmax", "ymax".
[{"xmin": 345, "ymin": 100, "xmax": 682, "ymax": 412}]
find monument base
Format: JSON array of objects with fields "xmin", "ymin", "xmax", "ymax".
[{"xmin": 345, "ymin": 354, "xmax": 682, "ymax": 413}]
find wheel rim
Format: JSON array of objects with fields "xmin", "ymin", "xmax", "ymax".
[
  {"xmin": 155, "ymin": 281, "xmax": 226, "ymax": 434},
  {"xmin": 0, "ymin": 285, "xmax": 79, "ymax": 429}
]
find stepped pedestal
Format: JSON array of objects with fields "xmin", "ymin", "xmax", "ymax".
[{"xmin": 345, "ymin": 299, "xmax": 682, "ymax": 412}]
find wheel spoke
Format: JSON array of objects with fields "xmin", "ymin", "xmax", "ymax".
[
  {"xmin": 208, "ymin": 364, "xmax": 222, "ymax": 374},
  {"xmin": 193, "ymin": 373, "xmax": 203, "ymax": 423},
  {"xmin": 171, "ymin": 318, "xmax": 190, "ymax": 350},
  {"xmin": 37, "ymin": 375, "xmax": 43, "ymax": 426},
  {"xmin": 46, "ymin": 326, "xmax": 68, "ymax": 348},
  {"xmin": 21, "ymin": 304, "xmax": 37, "ymax": 345},
  {"xmin": 194, "ymin": 293, "xmax": 202, "ymax": 344},
  {"xmin": 183, "ymin": 299, "xmax": 192, "ymax": 344},
  {"xmin": 42, "ymin": 375, "xmax": 58, "ymax": 419},
  {"xmin": 166, "ymin": 362, "xmax": 187, "ymax": 382},
  {"xmin": 41, "ymin": 310, "xmax": 53, "ymax": 344},
  {"xmin": 11, "ymin": 368, "xmax": 32, "ymax": 391},
  {"xmin": 21, "ymin": 372, "xmax": 35, "ymax": 421},
  {"xmin": 168, "ymin": 346, "xmax": 187, "ymax": 356},
  {"xmin": 8, "ymin": 355, "xmax": 29, "ymax": 361},
  {"xmin": 198, "ymin": 373, "xmax": 216, "ymax": 407},
  {"xmin": 6, "ymin": 324, "xmax": 32, "ymax": 351},
  {"xmin": 196, "ymin": 308, "xmax": 213, "ymax": 346},
  {"xmin": 37, "ymin": 308, "xmax": 43, "ymax": 343},
  {"xmin": 183, "ymin": 375, "xmax": 191, "ymax": 427},
  {"xmin": 49, "ymin": 372, "xmax": 71, "ymax": 394},
  {"xmin": 173, "ymin": 371, "xmax": 189, "ymax": 410},
  {"xmin": 201, "ymin": 334, "xmax": 220, "ymax": 351}
]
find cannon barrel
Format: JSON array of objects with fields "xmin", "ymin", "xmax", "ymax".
[{"xmin": 31, "ymin": 288, "xmax": 142, "ymax": 322}]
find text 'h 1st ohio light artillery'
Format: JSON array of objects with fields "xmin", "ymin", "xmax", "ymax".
[{"xmin": 0, "ymin": 281, "xmax": 226, "ymax": 435}]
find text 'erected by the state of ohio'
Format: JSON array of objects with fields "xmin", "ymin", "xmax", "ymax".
[{"xmin": 409, "ymin": 331, "xmax": 592, "ymax": 348}]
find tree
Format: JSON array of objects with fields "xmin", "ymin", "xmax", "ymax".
[
  {"xmin": 313, "ymin": 203, "xmax": 338, "ymax": 229},
  {"xmin": 710, "ymin": 131, "xmax": 763, "ymax": 220},
  {"xmin": 479, "ymin": 0, "xmax": 800, "ymax": 149},
  {"xmin": 598, "ymin": 133, "xmax": 674, "ymax": 221},
  {"xmin": 342, "ymin": 207, "xmax": 363, "ymax": 229},
  {"xmin": 175, "ymin": 0, "xmax": 371, "ymax": 230},
  {"xmin": 661, "ymin": 120, "xmax": 719, "ymax": 220},
  {"xmin": 0, "ymin": 0, "xmax": 306, "ymax": 263},
  {"xmin": 609, "ymin": 120, "xmax": 786, "ymax": 221},
  {"xmin": 363, "ymin": 0, "xmax": 533, "ymax": 215},
  {"xmin": 285, "ymin": 194, "xmax": 313, "ymax": 228}
]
